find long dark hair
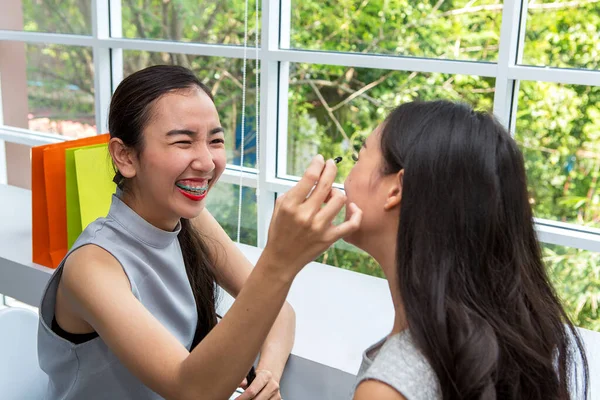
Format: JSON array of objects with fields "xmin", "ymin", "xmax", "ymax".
[
  {"xmin": 108, "ymin": 65, "xmax": 218, "ymax": 349},
  {"xmin": 380, "ymin": 100, "xmax": 588, "ymax": 399}
]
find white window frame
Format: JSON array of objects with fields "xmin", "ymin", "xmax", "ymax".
[{"xmin": 0, "ymin": 0, "xmax": 599, "ymax": 253}]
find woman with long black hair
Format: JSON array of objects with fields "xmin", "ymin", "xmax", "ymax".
[
  {"xmin": 37, "ymin": 65, "xmax": 362, "ymax": 400},
  {"xmin": 348, "ymin": 100, "xmax": 589, "ymax": 400}
]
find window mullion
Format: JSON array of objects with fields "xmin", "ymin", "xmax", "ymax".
[{"xmin": 493, "ymin": 0, "xmax": 527, "ymax": 130}]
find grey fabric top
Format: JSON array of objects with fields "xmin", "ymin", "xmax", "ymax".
[
  {"xmin": 37, "ymin": 192, "xmax": 197, "ymax": 399},
  {"xmin": 355, "ymin": 330, "xmax": 442, "ymax": 400}
]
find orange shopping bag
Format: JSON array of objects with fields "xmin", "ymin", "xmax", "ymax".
[{"xmin": 32, "ymin": 134, "xmax": 110, "ymax": 268}]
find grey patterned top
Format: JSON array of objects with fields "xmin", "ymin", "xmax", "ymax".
[{"xmin": 355, "ymin": 330, "xmax": 442, "ymax": 400}]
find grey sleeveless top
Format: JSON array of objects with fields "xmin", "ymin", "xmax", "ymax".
[
  {"xmin": 355, "ymin": 330, "xmax": 442, "ymax": 400},
  {"xmin": 37, "ymin": 192, "xmax": 198, "ymax": 399}
]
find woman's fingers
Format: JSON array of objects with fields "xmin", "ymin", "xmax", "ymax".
[
  {"xmin": 302, "ymin": 158, "xmax": 338, "ymax": 211},
  {"xmin": 314, "ymin": 189, "xmax": 346, "ymax": 228},
  {"xmin": 253, "ymin": 380, "xmax": 281, "ymax": 400},
  {"xmin": 324, "ymin": 202, "xmax": 363, "ymax": 242},
  {"xmin": 235, "ymin": 370, "xmax": 279, "ymax": 400},
  {"xmin": 284, "ymin": 155, "xmax": 325, "ymax": 204},
  {"xmin": 263, "ymin": 157, "xmax": 361, "ymax": 272}
]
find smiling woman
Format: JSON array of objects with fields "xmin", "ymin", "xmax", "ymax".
[
  {"xmin": 109, "ymin": 82, "xmax": 227, "ymax": 227},
  {"xmin": 35, "ymin": 64, "xmax": 361, "ymax": 400}
]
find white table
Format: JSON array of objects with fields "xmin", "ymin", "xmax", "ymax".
[{"xmin": 0, "ymin": 184, "xmax": 395, "ymax": 399}]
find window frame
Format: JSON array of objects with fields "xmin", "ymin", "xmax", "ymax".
[{"xmin": 0, "ymin": 0, "xmax": 598, "ymax": 253}]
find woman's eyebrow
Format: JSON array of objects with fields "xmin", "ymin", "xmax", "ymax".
[
  {"xmin": 166, "ymin": 129, "xmax": 196, "ymax": 137},
  {"xmin": 166, "ymin": 127, "xmax": 224, "ymax": 137}
]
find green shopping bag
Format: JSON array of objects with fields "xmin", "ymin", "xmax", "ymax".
[{"xmin": 65, "ymin": 143, "xmax": 116, "ymax": 248}]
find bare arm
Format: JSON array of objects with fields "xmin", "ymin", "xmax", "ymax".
[
  {"xmin": 60, "ymin": 156, "xmax": 361, "ymax": 400},
  {"xmin": 193, "ymin": 208, "xmax": 296, "ymax": 384},
  {"xmin": 61, "ymin": 244, "xmax": 293, "ymax": 400},
  {"xmin": 354, "ymin": 381, "xmax": 407, "ymax": 400}
]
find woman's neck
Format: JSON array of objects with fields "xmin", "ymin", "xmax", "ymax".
[
  {"xmin": 370, "ymin": 245, "xmax": 408, "ymax": 335},
  {"xmin": 120, "ymin": 189, "xmax": 179, "ymax": 232}
]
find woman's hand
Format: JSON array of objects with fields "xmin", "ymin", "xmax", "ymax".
[
  {"xmin": 236, "ymin": 370, "xmax": 281, "ymax": 400},
  {"xmin": 262, "ymin": 154, "xmax": 362, "ymax": 278}
]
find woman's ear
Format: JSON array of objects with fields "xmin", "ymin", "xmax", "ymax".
[
  {"xmin": 383, "ymin": 170, "xmax": 404, "ymax": 211},
  {"xmin": 108, "ymin": 138, "xmax": 137, "ymax": 179}
]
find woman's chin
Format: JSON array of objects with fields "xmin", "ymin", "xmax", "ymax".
[
  {"xmin": 176, "ymin": 202, "xmax": 206, "ymax": 220},
  {"xmin": 342, "ymin": 231, "xmax": 359, "ymax": 247}
]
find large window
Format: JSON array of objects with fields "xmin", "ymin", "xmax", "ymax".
[{"xmin": 1, "ymin": 0, "xmax": 599, "ymax": 330}]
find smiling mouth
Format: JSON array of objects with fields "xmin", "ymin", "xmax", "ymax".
[
  {"xmin": 175, "ymin": 182, "xmax": 208, "ymax": 196},
  {"xmin": 175, "ymin": 180, "xmax": 211, "ymax": 201}
]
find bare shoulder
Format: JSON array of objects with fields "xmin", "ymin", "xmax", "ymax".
[
  {"xmin": 354, "ymin": 380, "xmax": 407, "ymax": 400},
  {"xmin": 61, "ymin": 244, "xmax": 131, "ymax": 304}
]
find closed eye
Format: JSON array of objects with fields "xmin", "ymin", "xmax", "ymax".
[{"xmin": 175, "ymin": 141, "xmax": 193, "ymax": 145}]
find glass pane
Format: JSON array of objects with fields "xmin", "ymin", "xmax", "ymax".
[
  {"xmin": 515, "ymin": 81, "xmax": 600, "ymax": 227},
  {"xmin": 123, "ymin": 51, "xmax": 258, "ymax": 168},
  {"xmin": 121, "ymin": 0, "xmax": 259, "ymax": 45},
  {"xmin": 1, "ymin": 42, "xmax": 96, "ymax": 136},
  {"xmin": 318, "ymin": 241, "xmax": 383, "ymax": 278},
  {"xmin": 544, "ymin": 244, "xmax": 600, "ymax": 331},
  {"xmin": 314, "ymin": 207, "xmax": 383, "ymax": 277},
  {"xmin": 272, "ymin": 194, "xmax": 381, "ymax": 276},
  {"xmin": 319, "ymin": 239, "xmax": 600, "ymax": 332},
  {"xmin": 0, "ymin": 0, "xmax": 92, "ymax": 35},
  {"xmin": 205, "ymin": 183, "xmax": 257, "ymax": 246},
  {"xmin": 290, "ymin": 0, "xmax": 502, "ymax": 62},
  {"xmin": 287, "ymin": 63, "xmax": 495, "ymax": 182},
  {"xmin": 522, "ymin": 0, "xmax": 600, "ymax": 70}
]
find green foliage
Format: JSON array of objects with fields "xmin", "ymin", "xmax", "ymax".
[
  {"xmin": 19, "ymin": 0, "xmax": 600, "ymax": 330},
  {"xmin": 516, "ymin": 83, "xmax": 600, "ymax": 226},
  {"xmin": 205, "ymin": 184, "xmax": 258, "ymax": 246},
  {"xmin": 290, "ymin": 0, "xmax": 502, "ymax": 61},
  {"xmin": 545, "ymin": 244, "xmax": 600, "ymax": 331},
  {"xmin": 524, "ymin": 0, "xmax": 600, "ymax": 70}
]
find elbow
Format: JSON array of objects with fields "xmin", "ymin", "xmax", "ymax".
[
  {"xmin": 174, "ymin": 381, "xmax": 212, "ymax": 400},
  {"xmin": 283, "ymin": 301, "xmax": 296, "ymax": 344},
  {"xmin": 173, "ymin": 364, "xmax": 203, "ymax": 400},
  {"xmin": 177, "ymin": 385, "xmax": 237, "ymax": 400},
  {"xmin": 283, "ymin": 301, "xmax": 296, "ymax": 328},
  {"xmin": 174, "ymin": 365, "xmax": 235, "ymax": 400}
]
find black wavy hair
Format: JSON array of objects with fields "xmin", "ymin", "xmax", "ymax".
[{"xmin": 380, "ymin": 100, "xmax": 588, "ymax": 399}]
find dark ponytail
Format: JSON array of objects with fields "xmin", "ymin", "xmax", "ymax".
[
  {"xmin": 108, "ymin": 65, "xmax": 218, "ymax": 347},
  {"xmin": 178, "ymin": 219, "xmax": 218, "ymax": 348},
  {"xmin": 380, "ymin": 100, "xmax": 588, "ymax": 399}
]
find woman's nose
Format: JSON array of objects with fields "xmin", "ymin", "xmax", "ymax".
[{"xmin": 190, "ymin": 145, "xmax": 215, "ymax": 172}]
